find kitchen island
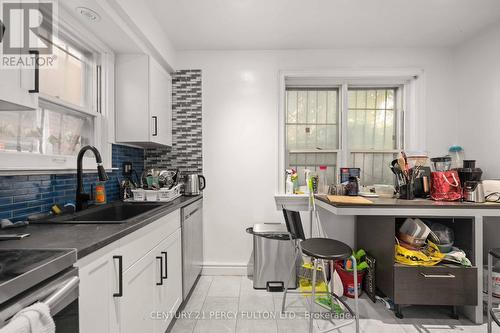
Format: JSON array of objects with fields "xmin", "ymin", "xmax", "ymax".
[{"xmin": 312, "ymin": 195, "xmax": 500, "ymax": 324}]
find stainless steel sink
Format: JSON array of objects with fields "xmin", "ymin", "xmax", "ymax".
[{"xmin": 44, "ymin": 202, "xmax": 165, "ymax": 224}]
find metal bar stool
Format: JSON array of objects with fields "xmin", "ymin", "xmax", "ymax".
[
  {"xmin": 488, "ymin": 248, "xmax": 500, "ymax": 333},
  {"xmin": 281, "ymin": 209, "xmax": 360, "ymax": 333}
]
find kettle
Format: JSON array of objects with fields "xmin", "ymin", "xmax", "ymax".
[{"xmin": 184, "ymin": 174, "xmax": 206, "ymax": 196}]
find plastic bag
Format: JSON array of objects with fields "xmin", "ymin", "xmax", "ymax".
[
  {"xmin": 395, "ymin": 239, "xmax": 444, "ymax": 266},
  {"xmin": 430, "ymin": 171, "xmax": 462, "ymax": 201}
]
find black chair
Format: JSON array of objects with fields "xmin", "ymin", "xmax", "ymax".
[
  {"xmin": 281, "ymin": 208, "xmax": 359, "ymax": 333},
  {"xmin": 488, "ymin": 249, "xmax": 500, "ymax": 332}
]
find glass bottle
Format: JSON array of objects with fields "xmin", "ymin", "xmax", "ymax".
[{"xmin": 318, "ymin": 165, "xmax": 328, "ymax": 194}]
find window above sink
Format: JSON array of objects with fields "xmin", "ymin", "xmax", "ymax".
[{"xmin": 0, "ymin": 7, "xmax": 115, "ymax": 173}]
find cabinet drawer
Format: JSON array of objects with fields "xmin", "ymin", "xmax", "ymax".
[
  {"xmin": 394, "ymin": 265, "xmax": 477, "ymax": 305},
  {"xmin": 118, "ymin": 209, "xmax": 180, "ymax": 270}
]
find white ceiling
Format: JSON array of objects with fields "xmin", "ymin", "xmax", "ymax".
[
  {"xmin": 60, "ymin": 0, "xmax": 142, "ymax": 53},
  {"xmin": 144, "ymin": 0, "xmax": 500, "ymax": 50}
]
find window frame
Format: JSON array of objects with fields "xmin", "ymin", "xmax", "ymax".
[
  {"xmin": 278, "ymin": 69, "xmax": 424, "ymax": 193},
  {"xmin": 0, "ymin": 6, "xmax": 115, "ymax": 174}
]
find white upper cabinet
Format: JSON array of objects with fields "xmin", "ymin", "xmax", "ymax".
[
  {"xmin": 0, "ymin": 4, "xmax": 38, "ymax": 111},
  {"xmin": 0, "ymin": 54, "xmax": 39, "ymax": 111},
  {"xmin": 115, "ymin": 54, "xmax": 172, "ymax": 147}
]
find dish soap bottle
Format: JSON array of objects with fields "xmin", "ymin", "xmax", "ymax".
[{"xmin": 95, "ymin": 182, "xmax": 107, "ymax": 205}]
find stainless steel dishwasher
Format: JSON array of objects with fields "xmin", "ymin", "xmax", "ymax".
[{"xmin": 181, "ymin": 198, "xmax": 203, "ymax": 299}]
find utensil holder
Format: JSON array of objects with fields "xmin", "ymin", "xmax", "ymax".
[{"xmin": 399, "ymin": 182, "xmax": 415, "ymax": 200}]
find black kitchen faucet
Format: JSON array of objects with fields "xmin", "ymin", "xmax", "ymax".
[{"xmin": 76, "ymin": 145, "xmax": 109, "ymax": 211}]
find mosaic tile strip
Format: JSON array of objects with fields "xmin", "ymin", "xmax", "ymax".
[{"xmin": 145, "ymin": 70, "xmax": 202, "ymax": 175}]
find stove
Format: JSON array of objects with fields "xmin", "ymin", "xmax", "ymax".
[{"xmin": 0, "ymin": 249, "xmax": 77, "ymax": 305}]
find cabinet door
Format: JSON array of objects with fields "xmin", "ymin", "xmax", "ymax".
[
  {"xmin": 0, "ymin": 57, "xmax": 38, "ymax": 110},
  {"xmin": 117, "ymin": 250, "xmax": 162, "ymax": 333},
  {"xmin": 149, "ymin": 58, "xmax": 172, "ymax": 146},
  {"xmin": 78, "ymin": 251, "xmax": 119, "ymax": 333},
  {"xmin": 115, "ymin": 55, "xmax": 150, "ymax": 143},
  {"xmin": 155, "ymin": 228, "xmax": 182, "ymax": 333},
  {"xmin": 0, "ymin": 6, "xmax": 38, "ymax": 111}
]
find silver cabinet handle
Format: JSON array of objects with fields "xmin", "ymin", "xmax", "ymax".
[{"xmin": 420, "ymin": 273, "xmax": 455, "ymax": 278}]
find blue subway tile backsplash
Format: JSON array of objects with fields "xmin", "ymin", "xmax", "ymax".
[{"xmin": 0, "ymin": 144, "xmax": 144, "ymax": 222}]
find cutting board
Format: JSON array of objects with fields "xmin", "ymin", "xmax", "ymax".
[{"xmin": 326, "ymin": 195, "xmax": 374, "ymax": 205}]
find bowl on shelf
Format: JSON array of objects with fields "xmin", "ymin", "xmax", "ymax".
[{"xmin": 436, "ymin": 242, "xmax": 454, "ymax": 253}]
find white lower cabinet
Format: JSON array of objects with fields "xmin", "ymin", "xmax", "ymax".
[
  {"xmin": 78, "ymin": 209, "xmax": 182, "ymax": 333},
  {"xmin": 154, "ymin": 229, "xmax": 182, "ymax": 333},
  {"xmin": 117, "ymin": 250, "xmax": 158, "ymax": 333},
  {"xmin": 78, "ymin": 243, "xmax": 120, "ymax": 333}
]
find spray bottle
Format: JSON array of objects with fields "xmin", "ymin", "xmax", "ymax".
[
  {"xmin": 291, "ymin": 169, "xmax": 299, "ymax": 194},
  {"xmin": 285, "ymin": 169, "xmax": 294, "ymax": 195}
]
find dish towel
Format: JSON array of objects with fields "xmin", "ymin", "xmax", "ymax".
[{"xmin": 0, "ymin": 302, "xmax": 55, "ymax": 333}]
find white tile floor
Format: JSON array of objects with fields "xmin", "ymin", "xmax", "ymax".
[{"xmin": 171, "ymin": 276, "xmax": 492, "ymax": 333}]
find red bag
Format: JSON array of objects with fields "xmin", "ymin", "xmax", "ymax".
[{"xmin": 430, "ymin": 171, "xmax": 462, "ymax": 201}]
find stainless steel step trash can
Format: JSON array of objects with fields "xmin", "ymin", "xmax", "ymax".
[{"xmin": 246, "ymin": 223, "xmax": 298, "ymax": 290}]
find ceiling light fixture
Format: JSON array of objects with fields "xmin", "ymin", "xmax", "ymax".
[{"xmin": 76, "ymin": 7, "xmax": 101, "ymax": 22}]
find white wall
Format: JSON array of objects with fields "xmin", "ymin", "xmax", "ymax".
[
  {"xmin": 454, "ymin": 22, "xmax": 500, "ymax": 178},
  {"xmin": 176, "ymin": 48, "xmax": 458, "ymax": 273}
]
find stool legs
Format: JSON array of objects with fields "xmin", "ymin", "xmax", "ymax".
[
  {"xmin": 282, "ymin": 243, "xmax": 299, "ymax": 313},
  {"xmin": 489, "ymin": 252, "xmax": 493, "ymax": 333},
  {"xmin": 310, "ymin": 259, "xmax": 318, "ymax": 333},
  {"xmin": 330, "ymin": 260, "xmax": 335, "ymax": 297},
  {"xmin": 320, "ymin": 260, "xmax": 329, "ymax": 293},
  {"xmin": 281, "ymin": 249, "xmax": 359, "ymax": 333},
  {"xmin": 351, "ymin": 255, "xmax": 360, "ymax": 333}
]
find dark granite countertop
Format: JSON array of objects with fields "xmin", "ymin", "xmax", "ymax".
[
  {"xmin": 0, "ymin": 196, "xmax": 202, "ymax": 259},
  {"xmin": 315, "ymin": 195, "xmax": 500, "ymax": 209}
]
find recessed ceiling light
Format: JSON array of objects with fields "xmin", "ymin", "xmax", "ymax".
[{"xmin": 76, "ymin": 7, "xmax": 101, "ymax": 22}]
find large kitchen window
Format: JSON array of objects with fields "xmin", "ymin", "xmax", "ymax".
[
  {"xmin": 0, "ymin": 16, "xmax": 111, "ymax": 171},
  {"xmin": 285, "ymin": 84, "xmax": 404, "ymax": 186}
]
